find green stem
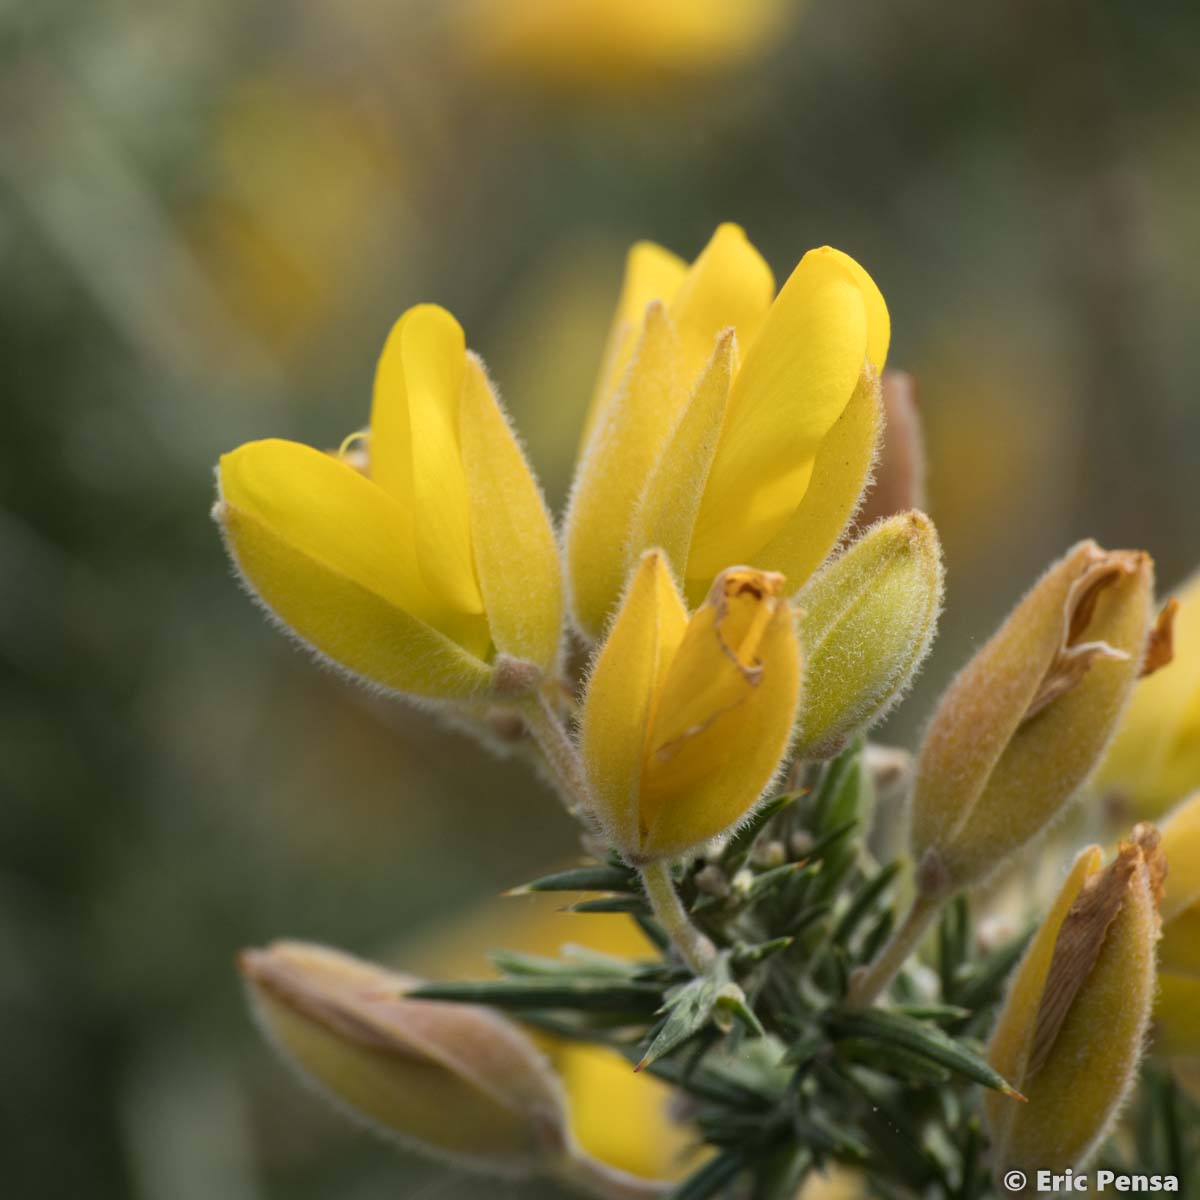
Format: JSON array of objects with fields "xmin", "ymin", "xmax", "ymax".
[
  {"xmin": 640, "ymin": 859, "xmax": 716, "ymax": 975},
  {"xmin": 521, "ymin": 689, "xmax": 591, "ymax": 822},
  {"xmin": 846, "ymin": 892, "xmax": 941, "ymax": 1008}
]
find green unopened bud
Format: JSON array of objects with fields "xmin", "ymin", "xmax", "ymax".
[
  {"xmin": 794, "ymin": 511, "xmax": 943, "ymax": 759},
  {"xmin": 911, "ymin": 540, "xmax": 1155, "ymax": 897},
  {"xmin": 985, "ymin": 827, "xmax": 1164, "ymax": 1181},
  {"xmin": 239, "ymin": 941, "xmax": 569, "ymax": 1177}
]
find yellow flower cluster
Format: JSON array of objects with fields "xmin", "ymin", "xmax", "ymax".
[
  {"xmin": 214, "ymin": 223, "xmax": 932, "ymax": 863},
  {"xmin": 215, "ymin": 221, "xmax": 1200, "ymax": 1188}
]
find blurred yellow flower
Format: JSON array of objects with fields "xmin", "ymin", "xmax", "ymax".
[
  {"xmin": 565, "ymin": 223, "xmax": 888, "ymax": 639},
  {"xmin": 215, "ymin": 304, "xmax": 562, "ymax": 700},
  {"xmin": 187, "ymin": 75, "xmax": 404, "ymax": 354},
  {"xmin": 582, "ymin": 551, "xmax": 801, "ymax": 863},
  {"xmin": 1099, "ymin": 568, "xmax": 1200, "ymax": 818},
  {"xmin": 1152, "ymin": 792, "xmax": 1200, "ymax": 1062},
  {"xmin": 459, "ymin": 0, "xmax": 793, "ymax": 91}
]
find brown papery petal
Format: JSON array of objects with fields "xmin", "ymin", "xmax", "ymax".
[
  {"xmin": 1140, "ymin": 598, "xmax": 1179, "ymax": 679},
  {"xmin": 1023, "ymin": 550, "xmax": 1142, "ymax": 722}
]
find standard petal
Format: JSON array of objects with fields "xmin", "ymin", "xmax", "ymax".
[
  {"xmin": 581, "ymin": 551, "xmax": 687, "ymax": 855},
  {"xmin": 687, "ymin": 247, "xmax": 870, "ymax": 579},
  {"xmin": 641, "ymin": 572, "xmax": 801, "ymax": 859},
  {"xmin": 580, "ymin": 240, "xmax": 688, "ymax": 452},
  {"xmin": 370, "ymin": 305, "xmax": 483, "ymax": 617},
  {"xmin": 628, "ymin": 330, "xmax": 735, "ymax": 586},
  {"xmin": 460, "ymin": 355, "xmax": 563, "ymax": 672},
  {"xmin": 218, "ymin": 439, "xmax": 491, "ymax": 695},
  {"xmin": 819, "ymin": 246, "xmax": 890, "ymax": 373},
  {"xmin": 719, "ymin": 366, "xmax": 882, "ymax": 603},
  {"xmin": 565, "ymin": 302, "xmax": 683, "ymax": 639},
  {"xmin": 668, "ymin": 222, "xmax": 774, "ymax": 388}
]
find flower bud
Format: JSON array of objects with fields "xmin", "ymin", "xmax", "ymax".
[
  {"xmin": 565, "ymin": 223, "xmax": 888, "ymax": 639},
  {"xmin": 985, "ymin": 826, "xmax": 1164, "ymax": 1179},
  {"xmin": 239, "ymin": 940, "xmax": 569, "ymax": 1175},
  {"xmin": 581, "ymin": 551, "xmax": 801, "ymax": 863},
  {"xmin": 215, "ymin": 304, "xmax": 562, "ymax": 702},
  {"xmin": 793, "ymin": 510, "xmax": 943, "ymax": 759},
  {"xmin": 1152, "ymin": 791, "xmax": 1200, "ymax": 1060},
  {"xmin": 911, "ymin": 541, "xmax": 1155, "ymax": 897},
  {"xmin": 1098, "ymin": 566, "xmax": 1199, "ymax": 817},
  {"xmin": 853, "ymin": 370, "xmax": 926, "ymax": 530}
]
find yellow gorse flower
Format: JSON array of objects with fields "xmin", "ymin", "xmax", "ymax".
[
  {"xmin": 214, "ymin": 304, "xmax": 563, "ymax": 700},
  {"xmin": 565, "ymin": 223, "xmax": 889, "ymax": 639},
  {"xmin": 985, "ymin": 827, "xmax": 1164, "ymax": 1178},
  {"xmin": 1099, "ymin": 567, "xmax": 1200, "ymax": 817},
  {"xmin": 581, "ymin": 550, "xmax": 801, "ymax": 863},
  {"xmin": 1153, "ymin": 791, "xmax": 1200, "ymax": 1060}
]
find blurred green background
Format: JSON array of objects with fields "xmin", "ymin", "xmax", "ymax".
[{"xmin": 3, "ymin": 0, "xmax": 1199, "ymax": 1196}]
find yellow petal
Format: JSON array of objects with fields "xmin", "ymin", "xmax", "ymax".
[
  {"xmin": 558, "ymin": 1042, "xmax": 701, "ymax": 1182},
  {"xmin": 1160, "ymin": 790, "xmax": 1200, "ymax": 923},
  {"xmin": 1156, "ymin": 972, "xmax": 1200, "ymax": 1057},
  {"xmin": 565, "ymin": 303, "xmax": 683, "ymax": 639},
  {"xmin": 985, "ymin": 846, "xmax": 1104, "ymax": 1150},
  {"xmin": 460, "ymin": 355, "xmax": 563, "ymax": 671},
  {"xmin": 819, "ymin": 246, "xmax": 890, "ymax": 373},
  {"xmin": 736, "ymin": 367, "xmax": 882, "ymax": 603},
  {"xmin": 629, "ymin": 330, "xmax": 735, "ymax": 585},
  {"xmin": 687, "ymin": 247, "xmax": 870, "ymax": 579},
  {"xmin": 370, "ymin": 305, "xmax": 483, "ymax": 617},
  {"xmin": 581, "ymin": 551, "xmax": 688, "ymax": 854},
  {"xmin": 668, "ymin": 222, "xmax": 773, "ymax": 388},
  {"xmin": 640, "ymin": 569, "xmax": 801, "ymax": 859},
  {"xmin": 1160, "ymin": 907, "xmax": 1200, "ymax": 977},
  {"xmin": 217, "ymin": 439, "xmax": 491, "ymax": 696},
  {"xmin": 1100, "ymin": 569, "xmax": 1200, "ymax": 817},
  {"xmin": 580, "ymin": 240, "xmax": 688, "ymax": 452}
]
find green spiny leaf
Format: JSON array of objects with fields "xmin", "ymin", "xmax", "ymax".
[
  {"xmin": 833, "ymin": 861, "xmax": 902, "ymax": 947},
  {"xmin": 827, "ymin": 1008, "xmax": 1023, "ymax": 1098},
  {"xmin": 410, "ymin": 977, "xmax": 662, "ymax": 1013},
  {"xmin": 507, "ymin": 864, "xmax": 638, "ymax": 895}
]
